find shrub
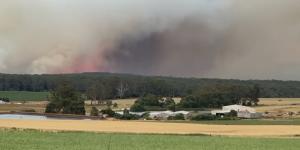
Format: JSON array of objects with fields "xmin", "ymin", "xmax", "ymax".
[
  {"xmin": 45, "ymin": 81, "xmax": 86, "ymax": 115},
  {"xmin": 106, "ymin": 100, "xmax": 113, "ymax": 107},
  {"xmin": 113, "ymin": 113, "xmax": 123, "ymax": 119},
  {"xmin": 113, "ymin": 103, "xmax": 118, "ymax": 108},
  {"xmin": 163, "ymin": 97, "xmax": 176, "ymax": 112},
  {"xmin": 90, "ymin": 107, "xmax": 99, "ymax": 116},
  {"xmin": 168, "ymin": 113, "xmax": 185, "ymax": 120},
  {"xmin": 227, "ymin": 110, "xmax": 237, "ymax": 117},
  {"xmin": 130, "ymin": 103, "xmax": 146, "ymax": 112},
  {"xmin": 114, "ymin": 113, "xmax": 140, "ymax": 120},
  {"xmin": 191, "ymin": 114, "xmax": 216, "ymax": 121},
  {"xmin": 137, "ymin": 94, "xmax": 161, "ymax": 106},
  {"xmin": 0, "ymin": 97, "xmax": 10, "ymax": 102},
  {"xmin": 117, "ymin": 114, "xmax": 140, "ymax": 120},
  {"xmin": 141, "ymin": 112, "xmax": 150, "ymax": 119},
  {"xmin": 21, "ymin": 109, "xmax": 36, "ymax": 113},
  {"xmin": 45, "ymin": 103, "xmax": 60, "ymax": 113},
  {"xmin": 100, "ymin": 108, "xmax": 115, "ymax": 117},
  {"xmin": 123, "ymin": 108, "xmax": 130, "ymax": 116},
  {"xmin": 62, "ymin": 100, "xmax": 86, "ymax": 115}
]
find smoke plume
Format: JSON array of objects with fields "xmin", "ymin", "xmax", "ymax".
[{"xmin": 0, "ymin": 0, "xmax": 300, "ymax": 80}]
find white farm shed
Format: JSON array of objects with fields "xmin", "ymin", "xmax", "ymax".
[
  {"xmin": 0, "ymin": 100, "xmax": 8, "ymax": 104},
  {"xmin": 115, "ymin": 111, "xmax": 145, "ymax": 116},
  {"xmin": 211, "ymin": 105, "xmax": 262, "ymax": 119},
  {"xmin": 149, "ymin": 111, "xmax": 190, "ymax": 120},
  {"xmin": 115, "ymin": 111, "xmax": 191, "ymax": 120}
]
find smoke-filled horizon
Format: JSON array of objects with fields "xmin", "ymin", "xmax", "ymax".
[{"xmin": 1, "ymin": 0, "xmax": 300, "ymax": 80}]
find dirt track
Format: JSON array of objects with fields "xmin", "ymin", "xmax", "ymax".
[{"xmin": 1, "ymin": 119, "xmax": 300, "ymax": 137}]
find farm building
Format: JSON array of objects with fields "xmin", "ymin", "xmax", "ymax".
[
  {"xmin": 148, "ymin": 111, "xmax": 190, "ymax": 120},
  {"xmin": 0, "ymin": 100, "xmax": 9, "ymax": 104},
  {"xmin": 115, "ymin": 111, "xmax": 145, "ymax": 116},
  {"xmin": 116, "ymin": 111, "xmax": 191, "ymax": 120},
  {"xmin": 211, "ymin": 105, "xmax": 262, "ymax": 119}
]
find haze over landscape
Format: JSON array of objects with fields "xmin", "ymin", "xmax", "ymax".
[
  {"xmin": 1, "ymin": 1, "xmax": 300, "ymax": 149},
  {"xmin": 1, "ymin": 0, "xmax": 300, "ymax": 80}
]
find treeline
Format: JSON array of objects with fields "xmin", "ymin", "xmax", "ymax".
[
  {"xmin": 130, "ymin": 85, "xmax": 260, "ymax": 112},
  {"xmin": 179, "ymin": 84, "xmax": 260, "ymax": 108},
  {"xmin": 43, "ymin": 81, "xmax": 259, "ymax": 115},
  {"xmin": 1, "ymin": 72, "xmax": 300, "ymax": 98}
]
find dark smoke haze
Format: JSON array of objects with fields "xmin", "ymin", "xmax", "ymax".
[{"xmin": 1, "ymin": 0, "xmax": 300, "ymax": 80}]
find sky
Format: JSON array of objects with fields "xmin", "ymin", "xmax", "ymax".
[{"xmin": 0, "ymin": 0, "xmax": 300, "ymax": 80}]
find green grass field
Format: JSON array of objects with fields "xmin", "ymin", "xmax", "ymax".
[
  {"xmin": 0, "ymin": 130, "xmax": 299, "ymax": 150},
  {"xmin": 0, "ymin": 91, "xmax": 49, "ymax": 101}
]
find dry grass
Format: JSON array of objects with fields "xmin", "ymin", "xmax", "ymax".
[
  {"xmin": 0, "ymin": 119, "xmax": 300, "ymax": 137},
  {"xmin": 112, "ymin": 98, "xmax": 137, "ymax": 109},
  {"xmin": 0, "ymin": 98, "xmax": 136, "ymax": 114},
  {"xmin": 256, "ymin": 98, "xmax": 300, "ymax": 118},
  {"xmin": 257, "ymin": 98, "xmax": 300, "ymax": 111},
  {"xmin": 0, "ymin": 102, "xmax": 47, "ymax": 113},
  {"xmin": 259, "ymin": 98, "xmax": 300, "ymax": 106},
  {"xmin": 84, "ymin": 98, "xmax": 137, "ymax": 113}
]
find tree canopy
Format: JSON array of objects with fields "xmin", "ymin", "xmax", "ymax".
[
  {"xmin": 45, "ymin": 81, "xmax": 85, "ymax": 115},
  {"xmin": 0, "ymin": 72, "xmax": 299, "ymax": 99},
  {"xmin": 179, "ymin": 85, "xmax": 260, "ymax": 108}
]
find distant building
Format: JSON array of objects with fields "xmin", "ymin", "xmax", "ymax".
[
  {"xmin": 115, "ymin": 111, "xmax": 191, "ymax": 120},
  {"xmin": 211, "ymin": 105, "xmax": 262, "ymax": 119},
  {"xmin": 148, "ymin": 111, "xmax": 190, "ymax": 120},
  {"xmin": 237, "ymin": 110, "xmax": 262, "ymax": 119},
  {"xmin": 115, "ymin": 111, "xmax": 145, "ymax": 116},
  {"xmin": 0, "ymin": 100, "xmax": 8, "ymax": 104}
]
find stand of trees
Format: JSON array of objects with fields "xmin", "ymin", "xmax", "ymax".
[
  {"xmin": 130, "ymin": 94, "xmax": 176, "ymax": 112},
  {"xmin": 0, "ymin": 72, "xmax": 299, "ymax": 98},
  {"xmin": 130, "ymin": 85, "xmax": 260, "ymax": 111},
  {"xmin": 178, "ymin": 85, "xmax": 260, "ymax": 108},
  {"xmin": 45, "ymin": 81, "xmax": 85, "ymax": 115}
]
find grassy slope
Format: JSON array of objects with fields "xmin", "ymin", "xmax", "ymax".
[
  {"xmin": 0, "ymin": 91, "xmax": 49, "ymax": 101},
  {"xmin": 0, "ymin": 130, "xmax": 299, "ymax": 150}
]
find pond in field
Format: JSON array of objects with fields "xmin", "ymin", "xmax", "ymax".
[{"xmin": 0, "ymin": 114, "xmax": 48, "ymax": 120}]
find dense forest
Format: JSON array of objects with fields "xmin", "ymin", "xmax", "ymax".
[{"xmin": 1, "ymin": 72, "xmax": 300, "ymax": 98}]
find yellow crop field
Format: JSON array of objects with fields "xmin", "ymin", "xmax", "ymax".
[{"xmin": 0, "ymin": 119, "xmax": 300, "ymax": 137}]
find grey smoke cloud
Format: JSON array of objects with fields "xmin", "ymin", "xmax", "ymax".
[{"xmin": 0, "ymin": 0, "xmax": 300, "ymax": 80}]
